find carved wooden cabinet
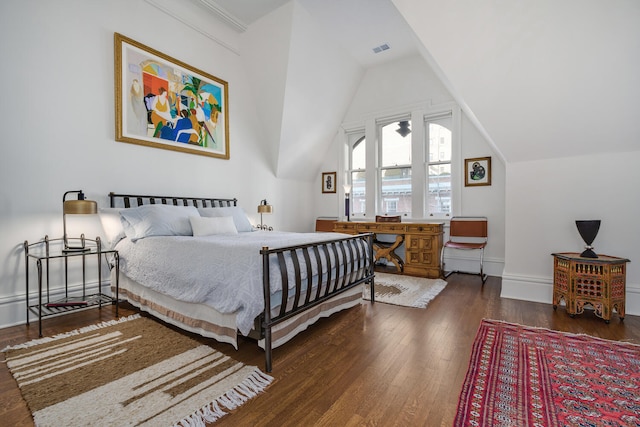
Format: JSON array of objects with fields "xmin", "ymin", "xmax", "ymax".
[
  {"xmin": 552, "ymin": 252, "xmax": 629, "ymax": 323},
  {"xmin": 334, "ymin": 221, "xmax": 443, "ymax": 278}
]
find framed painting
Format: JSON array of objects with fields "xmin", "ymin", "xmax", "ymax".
[
  {"xmin": 114, "ymin": 33, "xmax": 229, "ymax": 159},
  {"xmin": 465, "ymin": 157, "xmax": 492, "ymax": 187},
  {"xmin": 322, "ymin": 172, "xmax": 337, "ymax": 193}
]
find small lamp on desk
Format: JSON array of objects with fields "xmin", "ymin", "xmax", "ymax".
[
  {"xmin": 343, "ymin": 184, "xmax": 351, "ymax": 222},
  {"xmin": 257, "ymin": 199, "xmax": 273, "ymax": 231},
  {"xmin": 63, "ymin": 190, "xmax": 97, "ymax": 252}
]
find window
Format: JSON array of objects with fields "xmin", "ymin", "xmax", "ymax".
[
  {"xmin": 344, "ymin": 106, "xmax": 457, "ymax": 219},
  {"xmin": 348, "ymin": 135, "xmax": 366, "ymax": 217},
  {"xmin": 380, "ymin": 120, "xmax": 412, "ymax": 215},
  {"xmin": 426, "ymin": 119, "xmax": 452, "ymax": 214}
]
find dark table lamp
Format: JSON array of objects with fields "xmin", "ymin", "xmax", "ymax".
[
  {"xmin": 63, "ymin": 190, "xmax": 97, "ymax": 252},
  {"xmin": 343, "ymin": 184, "xmax": 351, "ymax": 222},
  {"xmin": 575, "ymin": 220, "xmax": 600, "ymax": 258}
]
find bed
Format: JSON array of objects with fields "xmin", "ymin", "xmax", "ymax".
[{"xmin": 104, "ymin": 192, "xmax": 375, "ymax": 372}]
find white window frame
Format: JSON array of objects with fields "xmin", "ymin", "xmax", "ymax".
[
  {"xmin": 423, "ymin": 111, "xmax": 456, "ymax": 219},
  {"xmin": 343, "ymin": 129, "xmax": 366, "ymax": 220},
  {"xmin": 377, "ymin": 114, "xmax": 412, "ymax": 216},
  {"xmin": 342, "ymin": 102, "xmax": 461, "ymax": 221}
]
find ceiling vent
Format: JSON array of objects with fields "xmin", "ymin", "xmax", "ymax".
[{"xmin": 372, "ymin": 43, "xmax": 390, "ymax": 54}]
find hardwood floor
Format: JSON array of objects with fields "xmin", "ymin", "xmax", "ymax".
[{"xmin": 2, "ymin": 274, "xmax": 639, "ymax": 426}]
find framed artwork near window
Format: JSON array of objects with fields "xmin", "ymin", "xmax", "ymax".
[
  {"xmin": 114, "ymin": 32, "xmax": 229, "ymax": 159},
  {"xmin": 465, "ymin": 157, "xmax": 491, "ymax": 187},
  {"xmin": 322, "ymin": 172, "xmax": 337, "ymax": 193}
]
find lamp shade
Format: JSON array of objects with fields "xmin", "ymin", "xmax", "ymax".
[
  {"xmin": 257, "ymin": 199, "xmax": 273, "ymax": 214},
  {"xmin": 257, "ymin": 204, "xmax": 273, "ymax": 214},
  {"xmin": 62, "ymin": 190, "xmax": 97, "ymax": 252},
  {"xmin": 63, "ymin": 199, "xmax": 97, "ymax": 215}
]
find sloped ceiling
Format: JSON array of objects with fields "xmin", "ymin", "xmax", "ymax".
[
  {"xmin": 201, "ymin": 0, "xmax": 422, "ymax": 180},
  {"xmin": 393, "ymin": 0, "xmax": 640, "ymax": 163},
  {"xmin": 239, "ymin": 2, "xmax": 364, "ymax": 180},
  {"xmin": 202, "ymin": 0, "xmax": 640, "ymax": 170}
]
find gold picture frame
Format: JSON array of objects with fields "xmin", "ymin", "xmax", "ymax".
[
  {"xmin": 322, "ymin": 172, "xmax": 337, "ymax": 193},
  {"xmin": 114, "ymin": 33, "xmax": 229, "ymax": 159},
  {"xmin": 464, "ymin": 157, "xmax": 491, "ymax": 187}
]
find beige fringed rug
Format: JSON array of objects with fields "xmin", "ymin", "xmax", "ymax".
[
  {"xmin": 363, "ymin": 272, "xmax": 448, "ymax": 308},
  {"xmin": 2, "ymin": 315, "xmax": 273, "ymax": 426}
]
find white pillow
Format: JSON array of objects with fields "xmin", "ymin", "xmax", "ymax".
[
  {"xmin": 189, "ymin": 216, "xmax": 238, "ymax": 236},
  {"xmin": 198, "ymin": 206, "xmax": 253, "ymax": 232},
  {"xmin": 99, "ymin": 207, "xmax": 126, "ymax": 248},
  {"xmin": 120, "ymin": 204, "xmax": 199, "ymax": 241}
]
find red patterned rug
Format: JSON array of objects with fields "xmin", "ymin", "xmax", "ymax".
[{"xmin": 454, "ymin": 319, "xmax": 640, "ymax": 426}]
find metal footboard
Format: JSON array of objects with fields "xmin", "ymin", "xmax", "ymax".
[{"xmin": 260, "ymin": 233, "xmax": 375, "ymax": 372}]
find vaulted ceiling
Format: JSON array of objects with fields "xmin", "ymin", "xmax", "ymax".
[{"xmin": 200, "ymin": 0, "xmax": 640, "ymax": 173}]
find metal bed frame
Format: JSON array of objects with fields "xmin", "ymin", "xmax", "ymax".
[{"xmin": 108, "ymin": 192, "xmax": 375, "ymax": 372}]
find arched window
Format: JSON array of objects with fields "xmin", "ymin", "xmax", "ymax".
[
  {"xmin": 347, "ymin": 135, "xmax": 366, "ymax": 216},
  {"xmin": 343, "ymin": 106, "xmax": 457, "ymax": 219},
  {"xmin": 426, "ymin": 118, "xmax": 452, "ymax": 215}
]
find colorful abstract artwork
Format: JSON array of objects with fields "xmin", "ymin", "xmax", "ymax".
[{"xmin": 114, "ymin": 33, "xmax": 229, "ymax": 159}]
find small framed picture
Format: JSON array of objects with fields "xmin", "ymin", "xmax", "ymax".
[
  {"xmin": 322, "ymin": 172, "xmax": 337, "ymax": 193},
  {"xmin": 465, "ymin": 157, "xmax": 491, "ymax": 187}
]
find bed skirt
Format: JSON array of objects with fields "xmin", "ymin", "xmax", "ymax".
[{"xmin": 113, "ymin": 271, "xmax": 363, "ymax": 351}]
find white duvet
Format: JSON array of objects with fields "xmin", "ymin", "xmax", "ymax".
[{"xmin": 115, "ymin": 231, "xmax": 357, "ymax": 335}]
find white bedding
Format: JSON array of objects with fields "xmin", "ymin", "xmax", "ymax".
[{"xmin": 115, "ymin": 230, "xmax": 356, "ymax": 335}]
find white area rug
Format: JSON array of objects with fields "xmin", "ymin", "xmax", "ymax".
[
  {"xmin": 363, "ymin": 272, "xmax": 448, "ymax": 308},
  {"xmin": 3, "ymin": 315, "xmax": 273, "ymax": 426}
]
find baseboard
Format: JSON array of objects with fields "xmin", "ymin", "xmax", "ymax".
[
  {"xmin": 0, "ymin": 282, "xmax": 108, "ymax": 329},
  {"xmin": 501, "ymin": 273, "xmax": 640, "ymax": 317},
  {"xmin": 500, "ymin": 273, "xmax": 553, "ymax": 304}
]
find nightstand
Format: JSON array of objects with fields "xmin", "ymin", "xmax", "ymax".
[
  {"xmin": 24, "ymin": 235, "xmax": 120, "ymax": 336},
  {"xmin": 552, "ymin": 252, "xmax": 629, "ymax": 323}
]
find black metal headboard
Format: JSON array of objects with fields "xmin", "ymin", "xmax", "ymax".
[{"xmin": 109, "ymin": 192, "xmax": 238, "ymax": 208}]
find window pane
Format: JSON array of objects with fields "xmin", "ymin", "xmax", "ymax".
[
  {"xmin": 351, "ymin": 171, "xmax": 366, "ymax": 215},
  {"xmin": 381, "ymin": 121, "xmax": 411, "ymax": 167},
  {"xmin": 381, "ymin": 167, "xmax": 411, "ymax": 214},
  {"xmin": 349, "ymin": 136, "xmax": 366, "ymax": 216},
  {"xmin": 427, "ymin": 164, "xmax": 451, "ymax": 213},
  {"xmin": 428, "ymin": 123, "xmax": 451, "ymax": 162},
  {"xmin": 352, "ymin": 137, "xmax": 366, "ymax": 170}
]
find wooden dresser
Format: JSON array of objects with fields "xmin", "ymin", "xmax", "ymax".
[
  {"xmin": 552, "ymin": 252, "xmax": 629, "ymax": 323},
  {"xmin": 333, "ymin": 221, "xmax": 444, "ymax": 278}
]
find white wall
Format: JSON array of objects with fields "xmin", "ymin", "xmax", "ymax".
[
  {"xmin": 0, "ymin": 0, "xmax": 316, "ymax": 328},
  {"xmin": 392, "ymin": 0, "xmax": 640, "ymax": 318},
  {"xmin": 502, "ymin": 151, "xmax": 640, "ymax": 314},
  {"xmin": 240, "ymin": 1, "xmax": 363, "ymax": 182}
]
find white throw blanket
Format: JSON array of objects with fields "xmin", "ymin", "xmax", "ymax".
[{"xmin": 116, "ymin": 231, "xmax": 356, "ymax": 335}]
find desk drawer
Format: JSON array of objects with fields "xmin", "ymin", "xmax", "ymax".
[
  {"xmin": 375, "ymin": 223, "xmax": 406, "ymax": 233},
  {"xmin": 406, "ymin": 224, "xmax": 442, "ymax": 234},
  {"xmin": 334, "ymin": 222, "xmax": 358, "ymax": 233},
  {"xmin": 356, "ymin": 223, "xmax": 377, "ymax": 232}
]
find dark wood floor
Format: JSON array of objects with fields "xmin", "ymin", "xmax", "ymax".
[{"xmin": 2, "ymin": 274, "xmax": 639, "ymax": 426}]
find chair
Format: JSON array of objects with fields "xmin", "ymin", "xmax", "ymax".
[
  {"xmin": 441, "ymin": 216, "xmax": 488, "ymax": 283},
  {"xmin": 373, "ymin": 215, "xmax": 404, "ymax": 273},
  {"xmin": 315, "ymin": 217, "xmax": 337, "ymax": 232}
]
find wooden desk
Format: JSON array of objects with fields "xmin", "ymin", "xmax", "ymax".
[
  {"xmin": 334, "ymin": 221, "xmax": 444, "ymax": 278},
  {"xmin": 552, "ymin": 252, "xmax": 629, "ymax": 323}
]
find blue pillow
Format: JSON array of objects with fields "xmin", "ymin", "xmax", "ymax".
[
  {"xmin": 120, "ymin": 204, "xmax": 200, "ymax": 241},
  {"xmin": 198, "ymin": 206, "xmax": 253, "ymax": 232}
]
